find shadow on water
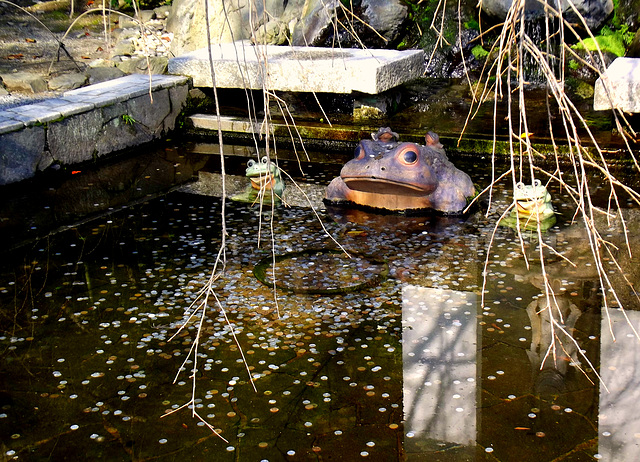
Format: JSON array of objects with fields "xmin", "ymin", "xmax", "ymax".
[{"xmin": 1, "ymin": 141, "xmax": 640, "ymax": 461}]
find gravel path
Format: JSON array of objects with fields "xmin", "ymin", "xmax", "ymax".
[{"xmin": 0, "ymin": 0, "xmax": 171, "ymax": 108}]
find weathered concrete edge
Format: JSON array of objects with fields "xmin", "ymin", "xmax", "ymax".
[
  {"xmin": 168, "ymin": 44, "xmax": 425, "ymax": 94},
  {"xmin": 187, "ymin": 114, "xmax": 612, "ymax": 163},
  {"xmin": 0, "ymin": 74, "xmax": 190, "ymax": 186}
]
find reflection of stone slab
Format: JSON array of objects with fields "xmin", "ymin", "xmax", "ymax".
[
  {"xmin": 594, "ymin": 57, "xmax": 640, "ymax": 112},
  {"xmin": 402, "ymin": 286, "xmax": 477, "ymax": 452},
  {"xmin": 181, "ymin": 171, "xmax": 326, "ymax": 209},
  {"xmin": 599, "ymin": 310, "xmax": 640, "ymax": 459},
  {"xmin": 168, "ymin": 42, "xmax": 424, "ymax": 94}
]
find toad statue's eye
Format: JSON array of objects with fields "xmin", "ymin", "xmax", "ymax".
[
  {"xmin": 402, "ymin": 150, "xmax": 418, "ymax": 164},
  {"xmin": 354, "ymin": 145, "xmax": 365, "ymax": 160}
]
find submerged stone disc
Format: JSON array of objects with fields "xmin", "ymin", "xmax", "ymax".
[{"xmin": 253, "ymin": 249, "xmax": 388, "ymax": 294}]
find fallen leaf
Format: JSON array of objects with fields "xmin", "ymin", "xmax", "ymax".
[
  {"xmin": 25, "ymin": 38, "xmax": 36, "ymax": 43},
  {"xmin": 6, "ymin": 54, "xmax": 24, "ymax": 60},
  {"xmin": 81, "ymin": 56, "xmax": 91, "ymax": 59},
  {"xmin": 71, "ymin": 170, "xmax": 81, "ymax": 175},
  {"xmin": 96, "ymin": 46, "xmax": 103, "ymax": 52}
]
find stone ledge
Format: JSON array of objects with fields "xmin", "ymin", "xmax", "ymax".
[
  {"xmin": 0, "ymin": 74, "xmax": 190, "ymax": 185},
  {"xmin": 594, "ymin": 57, "xmax": 640, "ymax": 112},
  {"xmin": 168, "ymin": 42, "xmax": 425, "ymax": 94}
]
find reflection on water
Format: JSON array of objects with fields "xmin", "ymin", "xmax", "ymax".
[
  {"xmin": 402, "ymin": 286, "xmax": 477, "ymax": 456},
  {"xmin": 0, "ymin": 148, "xmax": 639, "ymax": 460},
  {"xmin": 600, "ymin": 310, "xmax": 640, "ymax": 460}
]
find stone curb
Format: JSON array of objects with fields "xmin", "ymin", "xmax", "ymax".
[{"xmin": 0, "ymin": 74, "xmax": 190, "ymax": 185}]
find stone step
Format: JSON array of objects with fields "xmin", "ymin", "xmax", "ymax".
[
  {"xmin": 594, "ymin": 57, "xmax": 640, "ymax": 112},
  {"xmin": 168, "ymin": 42, "xmax": 424, "ymax": 94}
]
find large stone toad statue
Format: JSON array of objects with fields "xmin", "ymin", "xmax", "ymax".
[{"xmin": 325, "ymin": 128, "xmax": 476, "ymax": 214}]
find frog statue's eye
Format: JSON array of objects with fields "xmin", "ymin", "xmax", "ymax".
[
  {"xmin": 247, "ymin": 159, "xmax": 256, "ymax": 168},
  {"xmin": 260, "ymin": 156, "xmax": 269, "ymax": 164},
  {"xmin": 354, "ymin": 144, "xmax": 365, "ymax": 160},
  {"xmin": 403, "ymin": 150, "xmax": 418, "ymax": 164},
  {"xmin": 396, "ymin": 143, "xmax": 420, "ymax": 165}
]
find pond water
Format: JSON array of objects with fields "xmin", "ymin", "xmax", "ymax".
[{"xmin": 1, "ymin": 143, "xmax": 640, "ymax": 461}]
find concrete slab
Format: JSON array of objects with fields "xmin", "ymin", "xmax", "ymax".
[
  {"xmin": 168, "ymin": 42, "xmax": 424, "ymax": 94},
  {"xmin": 594, "ymin": 57, "xmax": 640, "ymax": 112}
]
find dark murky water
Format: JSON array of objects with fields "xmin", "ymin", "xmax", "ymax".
[{"xmin": 1, "ymin": 144, "xmax": 640, "ymax": 461}]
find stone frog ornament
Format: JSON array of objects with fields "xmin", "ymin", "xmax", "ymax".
[
  {"xmin": 231, "ymin": 156, "xmax": 285, "ymax": 204},
  {"xmin": 500, "ymin": 179, "xmax": 556, "ymax": 231},
  {"xmin": 324, "ymin": 128, "xmax": 476, "ymax": 214},
  {"xmin": 513, "ymin": 179, "xmax": 554, "ymax": 219}
]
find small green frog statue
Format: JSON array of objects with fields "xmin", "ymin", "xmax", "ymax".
[
  {"xmin": 500, "ymin": 179, "xmax": 556, "ymax": 231},
  {"xmin": 231, "ymin": 156, "xmax": 285, "ymax": 205}
]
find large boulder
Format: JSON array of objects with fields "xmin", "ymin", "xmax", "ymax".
[
  {"xmin": 290, "ymin": 0, "xmax": 340, "ymax": 46},
  {"xmin": 167, "ymin": 0, "xmax": 295, "ymax": 55},
  {"xmin": 480, "ymin": 0, "xmax": 613, "ymax": 30},
  {"xmin": 166, "ymin": 0, "xmax": 408, "ymax": 55},
  {"xmin": 291, "ymin": 0, "xmax": 407, "ymax": 48}
]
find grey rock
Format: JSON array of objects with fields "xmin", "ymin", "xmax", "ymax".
[
  {"xmin": 0, "ymin": 85, "xmax": 8, "ymax": 97},
  {"xmin": 48, "ymin": 73, "xmax": 88, "ymax": 91},
  {"xmin": 0, "ymin": 126, "xmax": 46, "ymax": 185},
  {"xmin": 166, "ymin": 83, "xmax": 189, "ymax": 131},
  {"xmin": 112, "ymin": 27, "xmax": 140, "ymax": 42},
  {"xmin": 138, "ymin": 9, "xmax": 155, "ymax": 23},
  {"xmin": 562, "ymin": 0, "xmax": 614, "ymax": 29},
  {"xmin": 48, "ymin": 110, "xmax": 104, "ymax": 164},
  {"xmin": 291, "ymin": 0, "xmax": 340, "ymax": 46},
  {"xmin": 88, "ymin": 58, "xmax": 116, "ymax": 68},
  {"xmin": 594, "ymin": 57, "xmax": 640, "ymax": 112},
  {"xmin": 188, "ymin": 88, "xmax": 207, "ymax": 100},
  {"xmin": 116, "ymin": 56, "xmax": 168, "ymax": 75},
  {"xmin": 154, "ymin": 5, "xmax": 171, "ymax": 18},
  {"xmin": 0, "ymin": 72, "xmax": 48, "ymax": 94},
  {"xmin": 111, "ymin": 38, "xmax": 136, "ymax": 57},
  {"xmin": 127, "ymin": 88, "xmax": 171, "ymax": 136},
  {"xmin": 480, "ymin": 0, "xmax": 613, "ymax": 29},
  {"xmin": 361, "ymin": 0, "xmax": 408, "ymax": 44},
  {"xmin": 118, "ymin": 17, "xmax": 139, "ymax": 29},
  {"xmin": 96, "ymin": 101, "xmax": 149, "ymax": 155},
  {"xmin": 167, "ymin": 0, "xmax": 298, "ymax": 55},
  {"xmin": 87, "ymin": 66, "xmax": 126, "ymax": 85},
  {"xmin": 252, "ymin": 20, "xmax": 289, "ymax": 45}
]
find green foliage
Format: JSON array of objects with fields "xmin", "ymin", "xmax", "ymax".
[
  {"xmin": 471, "ymin": 44, "xmax": 489, "ymax": 60},
  {"xmin": 122, "ymin": 114, "xmax": 137, "ymax": 125},
  {"xmin": 569, "ymin": 59, "xmax": 579, "ymax": 70},
  {"xmin": 573, "ymin": 25, "xmax": 633, "ymax": 57},
  {"xmin": 465, "ymin": 19, "xmax": 479, "ymax": 31}
]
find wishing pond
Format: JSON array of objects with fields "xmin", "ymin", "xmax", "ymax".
[{"xmin": 1, "ymin": 140, "xmax": 640, "ymax": 461}]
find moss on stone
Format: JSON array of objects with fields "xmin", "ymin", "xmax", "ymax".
[
  {"xmin": 471, "ymin": 44, "xmax": 489, "ymax": 60},
  {"xmin": 573, "ymin": 26, "xmax": 634, "ymax": 57}
]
